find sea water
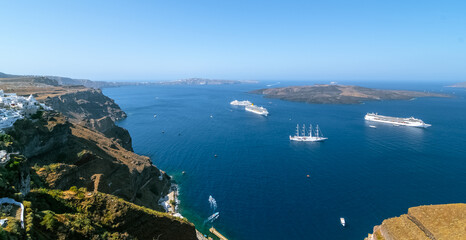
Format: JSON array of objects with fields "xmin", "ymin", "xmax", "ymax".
[{"xmin": 104, "ymin": 82, "xmax": 466, "ymax": 240}]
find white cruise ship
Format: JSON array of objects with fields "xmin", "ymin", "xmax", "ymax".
[
  {"xmin": 290, "ymin": 124, "xmax": 327, "ymax": 142},
  {"xmin": 230, "ymin": 100, "xmax": 252, "ymax": 106},
  {"xmin": 245, "ymin": 104, "xmax": 268, "ymax": 116},
  {"xmin": 364, "ymin": 113, "xmax": 431, "ymax": 128}
]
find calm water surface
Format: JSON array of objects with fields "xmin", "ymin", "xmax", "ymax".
[{"xmin": 104, "ymin": 82, "xmax": 466, "ymax": 240}]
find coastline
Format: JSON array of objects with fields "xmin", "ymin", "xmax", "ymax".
[
  {"xmin": 158, "ymin": 183, "xmax": 183, "ymax": 218},
  {"xmin": 158, "ymin": 180, "xmax": 213, "ymax": 239}
]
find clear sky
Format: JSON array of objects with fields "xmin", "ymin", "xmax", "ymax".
[{"xmin": 1, "ymin": 0, "xmax": 465, "ymax": 82}]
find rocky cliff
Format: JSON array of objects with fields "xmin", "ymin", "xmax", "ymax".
[
  {"xmin": 0, "ymin": 77, "xmax": 133, "ymax": 151},
  {"xmin": 41, "ymin": 88, "xmax": 133, "ymax": 151},
  {"xmin": 365, "ymin": 204, "xmax": 466, "ymax": 240},
  {"xmin": 8, "ymin": 112, "xmax": 171, "ymax": 211},
  {"xmin": 0, "ymin": 76, "xmax": 200, "ymax": 239}
]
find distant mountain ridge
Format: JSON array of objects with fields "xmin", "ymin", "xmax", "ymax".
[
  {"xmin": 1, "ymin": 72, "xmax": 256, "ymax": 88},
  {"xmin": 158, "ymin": 78, "xmax": 258, "ymax": 85},
  {"xmin": 0, "ymin": 71, "xmax": 133, "ymax": 88}
]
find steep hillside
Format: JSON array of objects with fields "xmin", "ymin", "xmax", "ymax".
[
  {"xmin": 0, "ymin": 78, "xmax": 133, "ymax": 150},
  {"xmin": 7, "ymin": 112, "xmax": 171, "ymax": 211},
  {"xmin": 24, "ymin": 189, "xmax": 197, "ymax": 240},
  {"xmin": 0, "ymin": 74, "xmax": 202, "ymax": 240}
]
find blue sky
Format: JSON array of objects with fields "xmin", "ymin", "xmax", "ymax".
[{"xmin": 0, "ymin": 0, "xmax": 465, "ymax": 81}]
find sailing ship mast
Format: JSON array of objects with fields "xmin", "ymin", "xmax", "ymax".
[
  {"xmin": 309, "ymin": 124, "xmax": 313, "ymax": 137},
  {"xmin": 296, "ymin": 124, "xmax": 300, "ymax": 137},
  {"xmin": 316, "ymin": 125, "xmax": 321, "ymax": 137},
  {"xmin": 302, "ymin": 124, "xmax": 306, "ymax": 136}
]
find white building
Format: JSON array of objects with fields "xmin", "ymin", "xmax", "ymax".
[{"xmin": 0, "ymin": 90, "xmax": 52, "ymax": 130}]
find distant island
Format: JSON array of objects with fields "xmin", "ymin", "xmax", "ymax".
[
  {"xmin": 250, "ymin": 84, "xmax": 448, "ymax": 104},
  {"xmin": 157, "ymin": 78, "xmax": 258, "ymax": 85},
  {"xmin": 448, "ymin": 82, "xmax": 466, "ymax": 88}
]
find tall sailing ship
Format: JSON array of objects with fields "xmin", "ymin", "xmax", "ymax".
[{"xmin": 289, "ymin": 124, "xmax": 327, "ymax": 142}]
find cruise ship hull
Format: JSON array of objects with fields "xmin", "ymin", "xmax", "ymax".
[
  {"xmin": 245, "ymin": 106, "xmax": 268, "ymax": 116},
  {"xmin": 364, "ymin": 114, "xmax": 431, "ymax": 128}
]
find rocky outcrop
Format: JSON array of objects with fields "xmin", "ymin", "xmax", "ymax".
[
  {"xmin": 43, "ymin": 88, "xmax": 126, "ymax": 122},
  {"xmin": 41, "ymin": 88, "xmax": 133, "ymax": 151},
  {"xmin": 8, "ymin": 112, "xmax": 71, "ymax": 158},
  {"xmin": 365, "ymin": 204, "xmax": 466, "ymax": 240},
  {"xmin": 0, "ymin": 78, "xmax": 133, "ymax": 151},
  {"xmin": 84, "ymin": 116, "xmax": 132, "ymax": 151},
  {"xmin": 0, "ymin": 154, "xmax": 30, "ymax": 197},
  {"xmin": 7, "ymin": 112, "xmax": 171, "ymax": 211}
]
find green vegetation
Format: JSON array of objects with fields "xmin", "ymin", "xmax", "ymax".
[
  {"xmin": 40, "ymin": 163, "xmax": 62, "ymax": 174},
  {"xmin": 7, "ymin": 188, "xmax": 191, "ymax": 239},
  {"xmin": 0, "ymin": 155, "xmax": 25, "ymax": 198},
  {"xmin": 0, "ymin": 133, "xmax": 13, "ymax": 150},
  {"xmin": 40, "ymin": 210, "xmax": 57, "ymax": 230},
  {"xmin": 69, "ymin": 186, "xmax": 78, "ymax": 193},
  {"xmin": 170, "ymin": 199, "xmax": 177, "ymax": 208},
  {"xmin": 30, "ymin": 110, "xmax": 43, "ymax": 120},
  {"xmin": 77, "ymin": 149, "xmax": 91, "ymax": 158},
  {"xmin": 0, "ymin": 218, "xmax": 22, "ymax": 240}
]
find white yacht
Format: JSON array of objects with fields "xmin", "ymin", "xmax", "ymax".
[{"xmin": 340, "ymin": 218, "xmax": 346, "ymax": 227}]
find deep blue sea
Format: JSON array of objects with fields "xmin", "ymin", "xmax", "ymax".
[{"xmin": 103, "ymin": 82, "xmax": 466, "ymax": 240}]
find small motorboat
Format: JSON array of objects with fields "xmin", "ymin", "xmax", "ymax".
[
  {"xmin": 154, "ymin": 114, "xmax": 157, "ymax": 118},
  {"xmin": 369, "ymin": 125, "xmax": 377, "ymax": 128},
  {"xmin": 340, "ymin": 217, "xmax": 346, "ymax": 227}
]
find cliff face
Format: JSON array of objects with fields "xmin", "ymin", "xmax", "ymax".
[
  {"xmin": 0, "ymin": 154, "xmax": 30, "ymax": 197},
  {"xmin": 1, "ymin": 76, "xmax": 200, "ymax": 239},
  {"xmin": 42, "ymin": 88, "xmax": 126, "ymax": 121},
  {"xmin": 365, "ymin": 204, "xmax": 466, "ymax": 240},
  {"xmin": 8, "ymin": 112, "xmax": 171, "ymax": 211},
  {"xmin": 42, "ymin": 88, "xmax": 133, "ymax": 151}
]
